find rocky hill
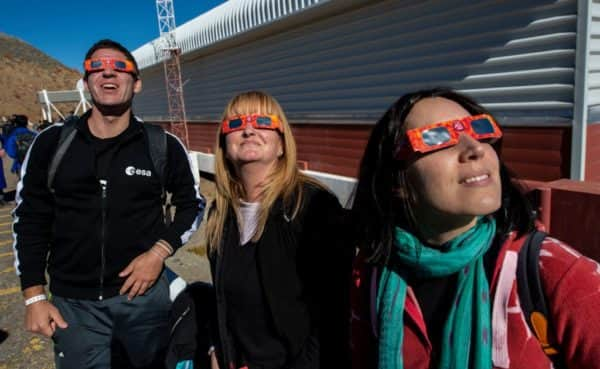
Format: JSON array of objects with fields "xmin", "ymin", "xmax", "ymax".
[{"xmin": 0, "ymin": 32, "xmax": 82, "ymax": 121}]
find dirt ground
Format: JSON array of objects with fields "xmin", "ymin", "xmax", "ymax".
[{"xmin": 0, "ymin": 157, "xmax": 216, "ymax": 369}]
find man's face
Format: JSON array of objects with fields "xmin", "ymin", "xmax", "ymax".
[{"xmin": 84, "ymin": 48, "xmax": 141, "ymax": 109}]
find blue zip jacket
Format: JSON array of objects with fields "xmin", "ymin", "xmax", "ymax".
[{"xmin": 5, "ymin": 126, "xmax": 36, "ymax": 173}]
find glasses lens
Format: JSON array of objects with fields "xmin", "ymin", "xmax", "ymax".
[
  {"xmin": 113, "ymin": 60, "xmax": 127, "ymax": 70},
  {"xmin": 471, "ymin": 118, "xmax": 495, "ymax": 134},
  {"xmin": 228, "ymin": 118, "xmax": 243, "ymax": 129},
  {"xmin": 90, "ymin": 60, "xmax": 104, "ymax": 69},
  {"xmin": 421, "ymin": 127, "xmax": 451, "ymax": 146},
  {"xmin": 256, "ymin": 117, "xmax": 273, "ymax": 127}
]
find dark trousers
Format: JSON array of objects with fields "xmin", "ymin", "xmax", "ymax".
[{"xmin": 51, "ymin": 273, "xmax": 171, "ymax": 369}]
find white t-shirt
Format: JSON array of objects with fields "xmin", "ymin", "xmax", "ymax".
[{"xmin": 239, "ymin": 200, "xmax": 260, "ymax": 245}]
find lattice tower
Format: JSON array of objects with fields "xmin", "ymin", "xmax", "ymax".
[{"xmin": 156, "ymin": 0, "xmax": 189, "ymax": 147}]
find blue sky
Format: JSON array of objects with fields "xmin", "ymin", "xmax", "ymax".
[{"xmin": 0, "ymin": 0, "xmax": 226, "ymax": 72}]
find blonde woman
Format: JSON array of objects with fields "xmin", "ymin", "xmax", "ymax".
[{"xmin": 206, "ymin": 91, "xmax": 351, "ymax": 369}]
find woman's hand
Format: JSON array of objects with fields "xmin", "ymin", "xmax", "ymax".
[{"xmin": 210, "ymin": 351, "xmax": 220, "ymax": 369}]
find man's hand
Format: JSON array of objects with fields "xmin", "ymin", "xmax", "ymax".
[
  {"xmin": 118, "ymin": 246, "xmax": 166, "ymax": 300},
  {"xmin": 25, "ymin": 300, "xmax": 68, "ymax": 338}
]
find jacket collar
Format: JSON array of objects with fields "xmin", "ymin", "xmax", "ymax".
[{"xmin": 75, "ymin": 110, "xmax": 143, "ymax": 142}]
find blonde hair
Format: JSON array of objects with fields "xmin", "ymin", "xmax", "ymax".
[{"xmin": 206, "ymin": 91, "xmax": 322, "ymax": 253}]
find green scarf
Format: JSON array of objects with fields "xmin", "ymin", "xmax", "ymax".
[{"xmin": 377, "ymin": 217, "xmax": 496, "ymax": 369}]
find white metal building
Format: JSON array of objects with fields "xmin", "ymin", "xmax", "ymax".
[{"xmin": 131, "ymin": 0, "xmax": 600, "ymax": 188}]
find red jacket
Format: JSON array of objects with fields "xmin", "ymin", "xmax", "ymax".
[{"xmin": 350, "ymin": 232, "xmax": 600, "ymax": 369}]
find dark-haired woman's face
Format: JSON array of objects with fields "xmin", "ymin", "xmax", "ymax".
[{"xmin": 402, "ymin": 97, "xmax": 501, "ymax": 233}]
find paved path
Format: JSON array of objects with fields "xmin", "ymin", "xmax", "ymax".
[
  {"xmin": 0, "ymin": 169, "xmax": 215, "ymax": 368},
  {"xmin": 0, "ymin": 202, "xmax": 54, "ymax": 369}
]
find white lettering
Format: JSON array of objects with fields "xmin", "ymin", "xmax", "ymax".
[{"xmin": 124, "ymin": 166, "xmax": 152, "ymax": 177}]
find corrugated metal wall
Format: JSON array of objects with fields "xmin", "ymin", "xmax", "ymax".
[
  {"xmin": 134, "ymin": 0, "xmax": 334, "ymax": 69},
  {"xmin": 589, "ymin": 0, "xmax": 600, "ymax": 114},
  {"xmin": 135, "ymin": 0, "xmax": 578, "ymax": 125},
  {"xmin": 134, "ymin": 0, "xmax": 582, "ymax": 181}
]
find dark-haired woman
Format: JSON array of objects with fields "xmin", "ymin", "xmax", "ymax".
[{"xmin": 350, "ymin": 88, "xmax": 600, "ymax": 369}]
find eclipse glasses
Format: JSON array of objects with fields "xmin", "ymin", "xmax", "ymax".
[
  {"xmin": 395, "ymin": 114, "xmax": 502, "ymax": 159},
  {"xmin": 221, "ymin": 114, "xmax": 283, "ymax": 134},
  {"xmin": 84, "ymin": 58, "xmax": 137, "ymax": 75}
]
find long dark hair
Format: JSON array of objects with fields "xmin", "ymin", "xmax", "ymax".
[{"xmin": 351, "ymin": 87, "xmax": 535, "ymax": 265}]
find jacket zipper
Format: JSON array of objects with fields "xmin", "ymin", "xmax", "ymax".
[
  {"xmin": 95, "ymin": 129, "xmax": 138, "ymax": 301},
  {"xmin": 99, "ymin": 179, "xmax": 108, "ymax": 300},
  {"xmin": 169, "ymin": 306, "xmax": 191, "ymax": 336}
]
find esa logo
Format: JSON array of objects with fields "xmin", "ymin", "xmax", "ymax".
[{"xmin": 125, "ymin": 166, "xmax": 152, "ymax": 177}]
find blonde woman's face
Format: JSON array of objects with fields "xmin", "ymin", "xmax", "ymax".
[
  {"xmin": 224, "ymin": 119, "xmax": 283, "ymax": 169},
  {"xmin": 403, "ymin": 97, "xmax": 502, "ymax": 224}
]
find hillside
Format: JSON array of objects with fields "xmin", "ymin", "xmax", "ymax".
[{"xmin": 0, "ymin": 32, "xmax": 82, "ymax": 121}]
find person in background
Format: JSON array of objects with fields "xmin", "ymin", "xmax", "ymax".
[
  {"xmin": 0, "ymin": 136, "xmax": 6, "ymax": 205},
  {"xmin": 350, "ymin": 87, "xmax": 600, "ymax": 369},
  {"xmin": 0, "ymin": 115, "xmax": 19, "ymax": 202},
  {"xmin": 205, "ymin": 91, "xmax": 352, "ymax": 369},
  {"xmin": 4, "ymin": 114, "xmax": 36, "ymax": 178},
  {"xmin": 13, "ymin": 39, "xmax": 205, "ymax": 369},
  {"xmin": 36, "ymin": 119, "xmax": 53, "ymax": 132}
]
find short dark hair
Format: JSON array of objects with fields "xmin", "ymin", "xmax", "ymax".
[
  {"xmin": 11, "ymin": 114, "xmax": 28, "ymax": 127},
  {"xmin": 83, "ymin": 39, "xmax": 139, "ymax": 80},
  {"xmin": 350, "ymin": 87, "xmax": 535, "ymax": 265}
]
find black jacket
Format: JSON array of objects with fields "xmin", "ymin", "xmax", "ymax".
[
  {"xmin": 208, "ymin": 183, "xmax": 352, "ymax": 368},
  {"xmin": 166, "ymin": 281, "xmax": 216, "ymax": 369},
  {"xmin": 14, "ymin": 113, "xmax": 205, "ymax": 299}
]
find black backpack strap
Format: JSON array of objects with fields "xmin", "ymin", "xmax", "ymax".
[
  {"xmin": 516, "ymin": 230, "xmax": 565, "ymax": 368},
  {"xmin": 47, "ymin": 120, "xmax": 168, "ymax": 193},
  {"xmin": 143, "ymin": 124, "xmax": 167, "ymax": 190},
  {"xmin": 47, "ymin": 120, "xmax": 78, "ymax": 193}
]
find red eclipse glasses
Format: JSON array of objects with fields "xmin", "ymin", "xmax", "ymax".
[
  {"xmin": 395, "ymin": 114, "xmax": 502, "ymax": 159},
  {"xmin": 84, "ymin": 58, "xmax": 137, "ymax": 74},
  {"xmin": 221, "ymin": 114, "xmax": 283, "ymax": 134}
]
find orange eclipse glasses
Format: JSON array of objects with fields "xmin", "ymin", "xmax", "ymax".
[
  {"xmin": 395, "ymin": 114, "xmax": 502, "ymax": 159},
  {"xmin": 84, "ymin": 58, "xmax": 137, "ymax": 74},
  {"xmin": 221, "ymin": 114, "xmax": 283, "ymax": 134}
]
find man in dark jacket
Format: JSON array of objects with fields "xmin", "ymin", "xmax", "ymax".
[{"xmin": 13, "ymin": 39, "xmax": 205, "ymax": 369}]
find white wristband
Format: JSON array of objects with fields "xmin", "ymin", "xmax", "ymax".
[{"xmin": 24, "ymin": 294, "xmax": 47, "ymax": 306}]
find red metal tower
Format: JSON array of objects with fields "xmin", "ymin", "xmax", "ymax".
[{"xmin": 156, "ymin": 0, "xmax": 189, "ymax": 147}]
